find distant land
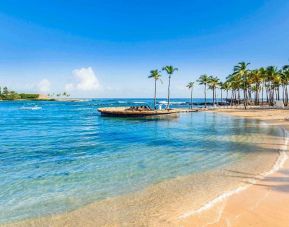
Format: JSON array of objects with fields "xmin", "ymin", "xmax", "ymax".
[{"xmin": 0, "ymin": 86, "xmax": 71, "ymax": 101}]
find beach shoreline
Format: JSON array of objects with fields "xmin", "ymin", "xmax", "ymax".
[
  {"xmin": 178, "ymin": 108, "xmax": 289, "ymax": 226},
  {"xmin": 3, "ymin": 108, "xmax": 288, "ymax": 226}
]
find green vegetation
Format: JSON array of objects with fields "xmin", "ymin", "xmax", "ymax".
[
  {"xmin": 149, "ymin": 61, "xmax": 289, "ymax": 110},
  {"xmin": 19, "ymin": 93, "xmax": 40, "ymax": 99},
  {"xmin": 0, "ymin": 86, "xmax": 69, "ymax": 101},
  {"xmin": 0, "ymin": 86, "xmax": 42, "ymax": 100},
  {"xmin": 0, "ymin": 86, "xmax": 23, "ymax": 100},
  {"xmin": 193, "ymin": 62, "xmax": 289, "ymax": 108}
]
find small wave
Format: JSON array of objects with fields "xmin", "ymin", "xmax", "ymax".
[
  {"xmin": 158, "ymin": 101, "xmax": 186, "ymax": 105},
  {"xmin": 133, "ymin": 102, "xmax": 146, "ymax": 104},
  {"xmin": 172, "ymin": 102, "xmax": 186, "ymax": 105},
  {"xmin": 20, "ymin": 106, "xmax": 42, "ymax": 110},
  {"xmin": 117, "ymin": 101, "xmax": 127, "ymax": 104}
]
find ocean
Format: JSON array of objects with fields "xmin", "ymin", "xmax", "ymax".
[{"xmin": 0, "ymin": 99, "xmax": 283, "ymax": 223}]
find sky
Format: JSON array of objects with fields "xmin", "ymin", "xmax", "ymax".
[{"xmin": 0, "ymin": 0, "xmax": 289, "ymax": 98}]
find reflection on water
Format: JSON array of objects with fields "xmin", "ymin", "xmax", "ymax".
[{"xmin": 0, "ymin": 100, "xmax": 283, "ymax": 223}]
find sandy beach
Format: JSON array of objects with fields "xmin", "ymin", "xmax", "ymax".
[{"xmin": 179, "ymin": 108, "xmax": 289, "ymax": 227}]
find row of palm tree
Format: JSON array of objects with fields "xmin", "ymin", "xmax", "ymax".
[
  {"xmin": 186, "ymin": 62, "xmax": 289, "ymax": 109},
  {"xmin": 225, "ymin": 62, "xmax": 289, "ymax": 108},
  {"xmin": 187, "ymin": 75, "xmax": 221, "ymax": 108},
  {"xmin": 148, "ymin": 65, "xmax": 178, "ymax": 109},
  {"xmin": 48, "ymin": 92, "xmax": 70, "ymax": 98},
  {"xmin": 148, "ymin": 62, "xmax": 289, "ymax": 110}
]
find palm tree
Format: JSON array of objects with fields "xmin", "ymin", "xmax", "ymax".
[
  {"xmin": 266, "ymin": 66, "xmax": 280, "ymax": 105},
  {"xmin": 281, "ymin": 65, "xmax": 289, "ymax": 106},
  {"xmin": 148, "ymin": 69, "xmax": 162, "ymax": 109},
  {"xmin": 162, "ymin": 65, "xmax": 178, "ymax": 109},
  {"xmin": 197, "ymin": 74, "xmax": 210, "ymax": 108},
  {"xmin": 233, "ymin": 62, "xmax": 250, "ymax": 109},
  {"xmin": 218, "ymin": 63, "xmax": 289, "ymax": 108},
  {"xmin": 219, "ymin": 81, "xmax": 226, "ymax": 103},
  {"xmin": 222, "ymin": 81, "xmax": 231, "ymax": 105},
  {"xmin": 186, "ymin": 82, "xmax": 194, "ymax": 109},
  {"xmin": 250, "ymin": 69, "xmax": 262, "ymax": 105},
  {"xmin": 208, "ymin": 76, "xmax": 220, "ymax": 105},
  {"xmin": 258, "ymin": 67, "xmax": 266, "ymax": 105}
]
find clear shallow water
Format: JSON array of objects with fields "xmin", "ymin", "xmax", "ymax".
[{"xmin": 0, "ymin": 99, "xmax": 282, "ymax": 223}]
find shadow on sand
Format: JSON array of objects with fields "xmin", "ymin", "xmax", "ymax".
[{"xmin": 224, "ymin": 168, "xmax": 289, "ymax": 194}]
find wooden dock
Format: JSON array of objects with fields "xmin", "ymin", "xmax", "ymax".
[{"xmin": 97, "ymin": 107, "xmax": 199, "ymax": 117}]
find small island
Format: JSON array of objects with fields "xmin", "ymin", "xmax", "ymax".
[{"xmin": 0, "ymin": 86, "xmax": 72, "ymax": 101}]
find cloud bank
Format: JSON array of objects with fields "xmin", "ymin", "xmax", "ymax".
[
  {"xmin": 37, "ymin": 79, "xmax": 51, "ymax": 93},
  {"xmin": 65, "ymin": 67, "xmax": 100, "ymax": 92}
]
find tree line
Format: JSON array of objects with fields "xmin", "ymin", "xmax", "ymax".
[
  {"xmin": 0, "ymin": 86, "xmax": 70, "ymax": 100},
  {"xmin": 0, "ymin": 86, "xmax": 39, "ymax": 100},
  {"xmin": 48, "ymin": 92, "xmax": 70, "ymax": 98},
  {"xmin": 194, "ymin": 62, "xmax": 289, "ymax": 109},
  {"xmin": 148, "ymin": 62, "xmax": 289, "ymax": 110}
]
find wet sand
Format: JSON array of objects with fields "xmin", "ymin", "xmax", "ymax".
[
  {"xmin": 179, "ymin": 108, "xmax": 289, "ymax": 227},
  {"xmin": 3, "ymin": 109, "xmax": 289, "ymax": 227}
]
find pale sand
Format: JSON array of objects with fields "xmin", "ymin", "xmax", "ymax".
[
  {"xmin": 179, "ymin": 108, "xmax": 289, "ymax": 227},
  {"xmin": 3, "ymin": 109, "xmax": 289, "ymax": 227}
]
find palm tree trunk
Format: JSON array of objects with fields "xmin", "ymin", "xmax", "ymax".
[
  {"xmin": 221, "ymin": 89, "xmax": 223, "ymax": 104},
  {"xmin": 277, "ymin": 87, "xmax": 280, "ymax": 100},
  {"xmin": 256, "ymin": 88, "xmax": 258, "ymax": 105},
  {"xmin": 244, "ymin": 89, "xmax": 247, "ymax": 110},
  {"xmin": 282, "ymin": 85, "xmax": 285, "ymax": 104},
  {"xmin": 271, "ymin": 89, "xmax": 275, "ymax": 105},
  {"xmin": 266, "ymin": 87, "xmax": 268, "ymax": 103},
  {"xmin": 261, "ymin": 84, "xmax": 264, "ymax": 105},
  {"xmin": 190, "ymin": 88, "xmax": 193, "ymax": 109},
  {"xmin": 204, "ymin": 84, "xmax": 207, "ymax": 108},
  {"xmin": 212, "ymin": 89, "xmax": 214, "ymax": 105},
  {"xmin": 257, "ymin": 84, "xmax": 261, "ymax": 105},
  {"xmin": 214, "ymin": 88, "xmax": 216, "ymax": 105},
  {"xmin": 256, "ymin": 86, "xmax": 258, "ymax": 105},
  {"xmin": 238, "ymin": 89, "xmax": 240, "ymax": 105},
  {"xmin": 167, "ymin": 76, "xmax": 171, "ymax": 109},
  {"xmin": 154, "ymin": 79, "xmax": 157, "ymax": 109},
  {"xmin": 285, "ymin": 85, "xmax": 288, "ymax": 106}
]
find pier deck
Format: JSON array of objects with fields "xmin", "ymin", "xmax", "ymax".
[{"xmin": 97, "ymin": 107, "xmax": 199, "ymax": 117}]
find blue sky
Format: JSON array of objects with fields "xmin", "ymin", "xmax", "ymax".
[{"xmin": 0, "ymin": 0, "xmax": 289, "ymax": 98}]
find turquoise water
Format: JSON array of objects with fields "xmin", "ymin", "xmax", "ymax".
[{"xmin": 0, "ymin": 99, "xmax": 281, "ymax": 223}]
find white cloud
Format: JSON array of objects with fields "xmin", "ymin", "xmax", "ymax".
[
  {"xmin": 37, "ymin": 79, "xmax": 51, "ymax": 93},
  {"xmin": 64, "ymin": 83, "xmax": 74, "ymax": 91},
  {"xmin": 65, "ymin": 67, "xmax": 100, "ymax": 91}
]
